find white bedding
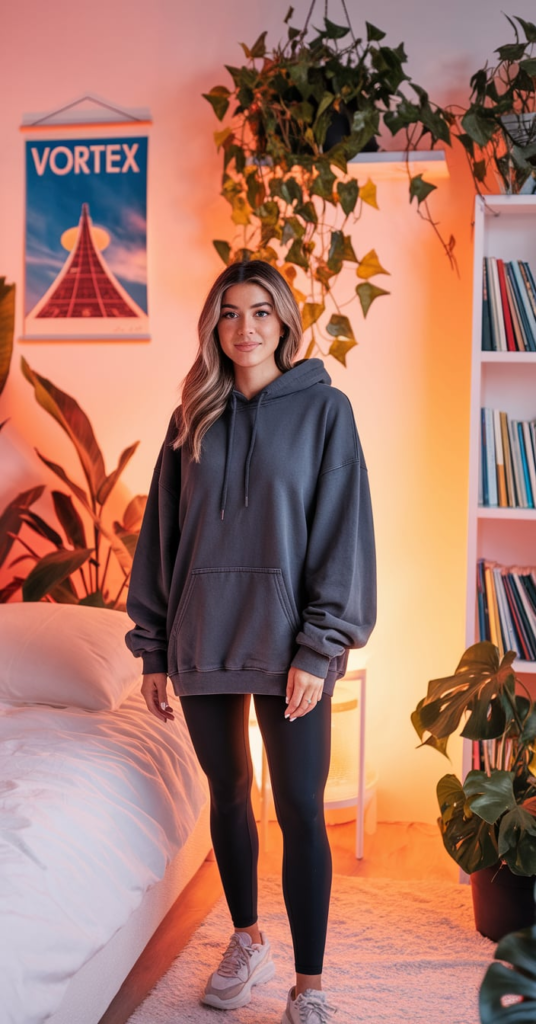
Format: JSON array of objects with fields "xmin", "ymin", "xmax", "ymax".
[{"xmin": 0, "ymin": 685, "xmax": 208, "ymax": 1024}]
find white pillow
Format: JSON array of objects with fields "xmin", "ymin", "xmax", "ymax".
[{"xmin": 0, "ymin": 603, "xmax": 141, "ymax": 711}]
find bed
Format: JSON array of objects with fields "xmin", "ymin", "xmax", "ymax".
[{"xmin": 0, "ymin": 602, "xmax": 211, "ymax": 1024}]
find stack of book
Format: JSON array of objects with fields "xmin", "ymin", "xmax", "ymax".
[
  {"xmin": 482, "ymin": 257, "xmax": 536, "ymax": 351},
  {"xmin": 480, "ymin": 407, "xmax": 536, "ymax": 507},
  {"xmin": 477, "ymin": 559, "xmax": 536, "ymax": 662}
]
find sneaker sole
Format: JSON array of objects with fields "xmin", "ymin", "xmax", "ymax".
[{"xmin": 202, "ymin": 958, "xmax": 276, "ymax": 1010}]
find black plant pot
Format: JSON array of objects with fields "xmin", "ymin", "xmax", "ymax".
[{"xmin": 471, "ymin": 862, "xmax": 536, "ymax": 942}]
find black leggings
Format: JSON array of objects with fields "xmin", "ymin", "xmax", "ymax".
[{"xmin": 178, "ymin": 692, "xmax": 332, "ymax": 976}]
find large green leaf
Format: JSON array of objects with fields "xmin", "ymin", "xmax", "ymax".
[
  {"xmin": 437, "ymin": 773, "xmax": 498, "ymax": 873},
  {"xmin": 419, "ymin": 642, "xmax": 519, "ymax": 742},
  {"xmin": 52, "ymin": 491, "xmax": 87, "ymax": 549},
  {"xmin": 97, "ymin": 442, "xmax": 139, "ymax": 505},
  {"xmin": 0, "ymin": 278, "xmax": 15, "ymax": 398},
  {"xmin": 22, "ymin": 548, "xmax": 93, "ymax": 602},
  {"xmin": 21, "ymin": 357, "xmax": 106, "ymax": 504},
  {"xmin": 464, "ymin": 770, "xmax": 516, "ymax": 824},
  {"xmin": 0, "ymin": 486, "xmax": 45, "ymax": 568},
  {"xmin": 480, "ymin": 924, "xmax": 536, "ymax": 1023}
]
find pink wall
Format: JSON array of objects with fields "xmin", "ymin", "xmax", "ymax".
[{"xmin": 1, "ymin": 0, "xmax": 533, "ymax": 822}]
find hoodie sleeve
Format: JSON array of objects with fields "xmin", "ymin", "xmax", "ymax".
[
  {"xmin": 290, "ymin": 396, "xmax": 377, "ymax": 681},
  {"xmin": 124, "ymin": 412, "xmax": 181, "ymax": 675}
]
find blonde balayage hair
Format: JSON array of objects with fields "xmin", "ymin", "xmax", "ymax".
[{"xmin": 172, "ymin": 261, "xmax": 303, "ymax": 461}]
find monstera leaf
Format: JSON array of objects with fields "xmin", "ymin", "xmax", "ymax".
[{"xmin": 479, "ymin": 922, "xmax": 536, "ymax": 1023}]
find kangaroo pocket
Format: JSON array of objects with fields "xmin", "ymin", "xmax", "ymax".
[{"xmin": 168, "ymin": 567, "xmax": 300, "ymax": 674}]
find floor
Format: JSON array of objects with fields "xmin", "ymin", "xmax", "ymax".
[{"xmin": 98, "ymin": 816, "xmax": 458, "ymax": 1024}]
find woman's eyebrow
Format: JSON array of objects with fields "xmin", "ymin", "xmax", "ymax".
[{"xmin": 221, "ymin": 302, "xmax": 274, "ymax": 310}]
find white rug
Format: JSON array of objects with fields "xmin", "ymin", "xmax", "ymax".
[{"xmin": 127, "ymin": 875, "xmax": 495, "ymax": 1023}]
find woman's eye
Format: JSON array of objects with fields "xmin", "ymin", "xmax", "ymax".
[{"xmin": 255, "ymin": 310, "xmax": 269, "ymax": 317}]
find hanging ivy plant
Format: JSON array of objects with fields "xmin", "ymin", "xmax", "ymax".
[
  {"xmin": 203, "ymin": 4, "xmax": 455, "ymax": 365},
  {"xmin": 454, "ymin": 14, "xmax": 536, "ymax": 195}
]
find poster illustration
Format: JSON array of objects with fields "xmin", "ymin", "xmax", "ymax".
[{"xmin": 23, "ymin": 135, "xmax": 149, "ymax": 341}]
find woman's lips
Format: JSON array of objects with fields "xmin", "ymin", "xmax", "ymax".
[{"xmin": 235, "ymin": 343, "xmax": 259, "ymax": 350}]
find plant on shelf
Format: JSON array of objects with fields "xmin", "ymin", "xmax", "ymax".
[
  {"xmin": 411, "ymin": 641, "xmax": 536, "ymax": 877},
  {"xmin": 203, "ymin": 3, "xmax": 455, "ymax": 365},
  {"xmin": 0, "ymin": 286, "xmax": 147, "ymax": 608},
  {"xmin": 452, "ymin": 13, "xmax": 536, "ymax": 195}
]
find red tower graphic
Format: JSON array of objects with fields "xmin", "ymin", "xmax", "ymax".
[{"xmin": 25, "ymin": 202, "xmax": 148, "ymax": 339}]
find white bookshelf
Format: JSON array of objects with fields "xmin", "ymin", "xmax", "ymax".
[{"xmin": 463, "ymin": 194, "xmax": 536, "ymax": 780}]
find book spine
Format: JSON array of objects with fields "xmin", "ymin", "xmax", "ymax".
[
  {"xmin": 518, "ymin": 422, "xmax": 534, "ymax": 508},
  {"xmin": 500, "ymin": 410, "xmax": 516, "ymax": 507},
  {"xmin": 511, "ymin": 261, "xmax": 536, "ymax": 351},
  {"xmin": 496, "ymin": 259, "xmax": 517, "ymax": 351},
  {"xmin": 494, "ymin": 567, "xmax": 519, "ymax": 655},
  {"xmin": 504, "ymin": 269, "xmax": 524, "ymax": 351},
  {"xmin": 484, "ymin": 407, "xmax": 498, "ymax": 506},
  {"xmin": 490, "ymin": 258, "xmax": 508, "ymax": 351},
  {"xmin": 481, "ymin": 408, "xmax": 489, "ymax": 506},
  {"xmin": 493, "ymin": 408, "xmax": 508, "ymax": 506},
  {"xmin": 482, "ymin": 258, "xmax": 493, "ymax": 351},
  {"xmin": 508, "ymin": 418, "xmax": 527, "ymax": 507},
  {"xmin": 505, "ymin": 263, "xmax": 529, "ymax": 351}
]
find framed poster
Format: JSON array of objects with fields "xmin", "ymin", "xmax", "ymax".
[{"xmin": 21, "ymin": 97, "xmax": 151, "ymax": 342}]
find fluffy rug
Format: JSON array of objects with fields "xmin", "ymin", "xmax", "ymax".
[{"xmin": 127, "ymin": 875, "xmax": 495, "ymax": 1023}]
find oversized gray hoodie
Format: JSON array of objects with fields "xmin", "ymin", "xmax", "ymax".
[{"xmin": 125, "ymin": 358, "xmax": 377, "ymax": 698}]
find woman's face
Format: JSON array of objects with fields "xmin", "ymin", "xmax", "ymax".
[{"xmin": 217, "ymin": 281, "xmax": 284, "ymax": 372}]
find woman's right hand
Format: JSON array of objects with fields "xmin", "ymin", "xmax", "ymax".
[{"xmin": 141, "ymin": 672, "xmax": 175, "ymax": 724}]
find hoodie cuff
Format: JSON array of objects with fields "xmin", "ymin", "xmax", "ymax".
[
  {"xmin": 141, "ymin": 650, "xmax": 169, "ymax": 675},
  {"xmin": 291, "ymin": 645, "xmax": 331, "ymax": 680}
]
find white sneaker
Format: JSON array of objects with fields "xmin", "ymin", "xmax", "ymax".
[
  {"xmin": 282, "ymin": 985, "xmax": 338, "ymax": 1023},
  {"xmin": 202, "ymin": 930, "xmax": 275, "ymax": 1009}
]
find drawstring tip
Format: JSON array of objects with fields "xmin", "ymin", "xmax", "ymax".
[
  {"xmin": 220, "ymin": 509, "xmax": 225, "ymax": 520},
  {"xmin": 245, "ymin": 496, "xmax": 249, "ymax": 508}
]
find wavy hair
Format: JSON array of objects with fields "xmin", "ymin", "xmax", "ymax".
[{"xmin": 172, "ymin": 260, "xmax": 303, "ymax": 461}]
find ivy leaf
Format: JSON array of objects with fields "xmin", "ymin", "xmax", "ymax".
[
  {"xmin": 461, "ymin": 109, "xmax": 496, "ymax": 147},
  {"xmin": 231, "ymin": 196, "xmax": 251, "ymax": 225},
  {"xmin": 301, "ymin": 302, "xmax": 325, "ymax": 331},
  {"xmin": 358, "ymin": 179, "xmax": 379, "ymax": 209},
  {"xmin": 213, "ymin": 240, "xmax": 231, "ymax": 265},
  {"xmin": 324, "ymin": 18, "xmax": 349, "ymax": 39},
  {"xmin": 310, "ymin": 161, "xmax": 336, "ymax": 200},
  {"xmin": 356, "ymin": 282, "xmax": 390, "ymax": 317},
  {"xmin": 328, "ymin": 338, "xmax": 358, "ymax": 366},
  {"xmin": 202, "ymin": 86, "xmax": 231, "ymax": 121},
  {"xmin": 281, "ymin": 177, "xmax": 303, "ymax": 206},
  {"xmin": 286, "ymin": 239, "xmax": 309, "ymax": 269},
  {"xmin": 520, "ymin": 58, "xmax": 536, "ymax": 76},
  {"xmin": 281, "ymin": 217, "xmax": 306, "ymax": 246},
  {"xmin": 214, "ymin": 127, "xmax": 233, "ymax": 150},
  {"xmin": 514, "ymin": 15, "xmax": 536, "ymax": 42},
  {"xmin": 495, "ymin": 42, "xmax": 527, "ymax": 62},
  {"xmin": 366, "ymin": 22, "xmax": 386, "ymax": 42},
  {"xmin": 356, "ymin": 249, "xmax": 390, "ymax": 280},
  {"xmin": 336, "ymin": 179, "xmax": 359, "ymax": 215},
  {"xmin": 326, "ymin": 314, "xmax": 355, "ymax": 341},
  {"xmin": 409, "ymin": 174, "xmax": 437, "ymax": 205},
  {"xmin": 295, "ymin": 201, "xmax": 318, "ymax": 224}
]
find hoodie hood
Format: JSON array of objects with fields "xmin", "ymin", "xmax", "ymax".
[{"xmin": 220, "ymin": 358, "xmax": 331, "ymax": 520}]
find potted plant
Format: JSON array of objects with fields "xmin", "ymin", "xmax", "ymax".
[
  {"xmin": 479, "ymin": 915, "xmax": 536, "ymax": 1023},
  {"xmin": 452, "ymin": 13, "xmax": 536, "ymax": 195},
  {"xmin": 203, "ymin": 5, "xmax": 456, "ymax": 365},
  {"xmin": 411, "ymin": 640, "xmax": 536, "ymax": 942},
  {"xmin": 0, "ymin": 278, "xmax": 147, "ymax": 608}
]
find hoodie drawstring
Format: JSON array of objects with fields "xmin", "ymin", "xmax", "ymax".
[
  {"xmin": 219, "ymin": 391, "xmax": 265, "ymax": 520},
  {"xmin": 244, "ymin": 392, "xmax": 265, "ymax": 509},
  {"xmin": 220, "ymin": 392, "xmax": 237, "ymax": 521}
]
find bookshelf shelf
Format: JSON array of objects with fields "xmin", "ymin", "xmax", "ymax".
[
  {"xmin": 464, "ymin": 194, "xmax": 536, "ymax": 780},
  {"xmin": 477, "ymin": 507, "xmax": 536, "ymax": 520}
]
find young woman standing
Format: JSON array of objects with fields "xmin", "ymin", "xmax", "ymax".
[{"xmin": 125, "ymin": 259, "xmax": 377, "ymax": 1023}]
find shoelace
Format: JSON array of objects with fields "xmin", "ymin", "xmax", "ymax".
[
  {"xmin": 217, "ymin": 935, "xmax": 255, "ymax": 977},
  {"xmin": 296, "ymin": 993, "xmax": 338, "ymax": 1023}
]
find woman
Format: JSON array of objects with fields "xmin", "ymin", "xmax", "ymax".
[{"xmin": 125, "ymin": 259, "xmax": 377, "ymax": 1024}]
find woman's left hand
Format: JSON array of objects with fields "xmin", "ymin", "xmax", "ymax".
[{"xmin": 285, "ymin": 667, "xmax": 324, "ymax": 720}]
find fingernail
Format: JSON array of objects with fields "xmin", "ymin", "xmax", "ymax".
[
  {"xmin": 289, "ymin": 717, "xmax": 296, "ymax": 722},
  {"xmin": 285, "ymin": 713, "xmax": 290, "ymax": 719},
  {"xmin": 285, "ymin": 697, "xmax": 289, "ymax": 703},
  {"xmin": 160, "ymin": 702, "xmax": 166, "ymax": 710}
]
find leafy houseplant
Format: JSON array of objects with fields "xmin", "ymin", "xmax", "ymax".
[
  {"xmin": 203, "ymin": 5, "xmax": 455, "ymax": 365},
  {"xmin": 411, "ymin": 641, "xmax": 536, "ymax": 880},
  {"xmin": 0, "ymin": 279, "xmax": 147, "ymax": 608},
  {"xmin": 454, "ymin": 14, "xmax": 536, "ymax": 195},
  {"xmin": 479, "ymin": 916, "xmax": 536, "ymax": 1023}
]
